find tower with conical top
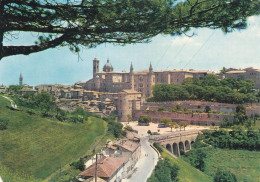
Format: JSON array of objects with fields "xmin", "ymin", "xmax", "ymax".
[
  {"xmin": 129, "ymin": 62, "xmax": 134, "ymax": 89},
  {"xmin": 149, "ymin": 62, "xmax": 153, "ymax": 73},
  {"xmin": 148, "ymin": 62, "xmax": 153, "ymax": 97},
  {"xmin": 130, "ymin": 62, "xmax": 134, "ymax": 74},
  {"xmin": 19, "ymin": 73, "xmax": 23, "ymax": 86}
]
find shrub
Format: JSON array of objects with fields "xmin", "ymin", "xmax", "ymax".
[
  {"xmin": 158, "ymin": 106, "xmax": 166, "ymax": 111},
  {"xmin": 184, "ymin": 148, "xmax": 206, "ymax": 171},
  {"xmin": 147, "ymin": 130, "xmax": 152, "ymax": 135},
  {"xmin": 146, "ymin": 97, "xmax": 155, "ymax": 102},
  {"xmin": 0, "ymin": 118, "xmax": 9, "ymax": 130},
  {"xmin": 70, "ymin": 158, "xmax": 85, "ymax": 171},
  {"xmin": 68, "ymin": 115, "xmax": 84, "ymax": 123},
  {"xmin": 205, "ymin": 106, "xmax": 211, "ymax": 113},
  {"xmin": 147, "ymin": 158, "xmax": 180, "ymax": 182},
  {"xmin": 214, "ymin": 168, "xmax": 237, "ymax": 182},
  {"xmin": 124, "ymin": 125, "xmax": 134, "ymax": 132},
  {"xmin": 160, "ymin": 118, "xmax": 171, "ymax": 125},
  {"xmin": 27, "ymin": 109, "xmax": 35, "ymax": 115},
  {"xmin": 153, "ymin": 143, "xmax": 163, "ymax": 153},
  {"xmin": 104, "ymin": 116, "xmax": 124, "ymax": 138},
  {"xmin": 138, "ymin": 115, "xmax": 151, "ymax": 124}
]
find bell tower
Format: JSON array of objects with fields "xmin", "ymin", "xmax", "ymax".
[
  {"xmin": 19, "ymin": 73, "xmax": 23, "ymax": 86},
  {"xmin": 129, "ymin": 62, "xmax": 134, "ymax": 89},
  {"xmin": 93, "ymin": 58, "xmax": 99, "ymax": 77}
]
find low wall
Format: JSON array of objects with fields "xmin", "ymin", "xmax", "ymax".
[
  {"xmin": 142, "ymin": 100, "xmax": 260, "ymax": 116},
  {"xmin": 133, "ymin": 110, "xmax": 234, "ymax": 126}
]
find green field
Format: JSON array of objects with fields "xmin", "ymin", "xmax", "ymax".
[
  {"xmin": 0, "ymin": 96, "xmax": 107, "ymax": 181},
  {"xmin": 202, "ymin": 147, "xmax": 260, "ymax": 182},
  {"xmin": 161, "ymin": 149, "xmax": 212, "ymax": 182}
]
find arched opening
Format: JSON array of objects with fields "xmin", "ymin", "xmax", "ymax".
[
  {"xmin": 185, "ymin": 140, "xmax": 191, "ymax": 151},
  {"xmin": 179, "ymin": 142, "xmax": 185, "ymax": 155},
  {"xmin": 172, "ymin": 143, "xmax": 179, "ymax": 157},
  {"xmin": 166, "ymin": 144, "xmax": 172, "ymax": 153}
]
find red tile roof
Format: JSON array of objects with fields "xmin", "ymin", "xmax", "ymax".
[
  {"xmin": 113, "ymin": 139, "xmax": 140, "ymax": 152},
  {"xmin": 79, "ymin": 157, "xmax": 125, "ymax": 178}
]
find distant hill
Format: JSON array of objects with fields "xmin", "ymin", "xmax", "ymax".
[{"xmin": 0, "ymin": 96, "xmax": 107, "ymax": 181}]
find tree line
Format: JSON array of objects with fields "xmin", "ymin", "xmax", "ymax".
[
  {"xmin": 148, "ymin": 75, "xmax": 260, "ymax": 104},
  {"xmin": 201, "ymin": 128, "xmax": 260, "ymax": 151}
]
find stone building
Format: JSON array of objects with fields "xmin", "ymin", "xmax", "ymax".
[
  {"xmin": 35, "ymin": 84, "xmax": 72, "ymax": 98},
  {"xmin": 244, "ymin": 67, "xmax": 260, "ymax": 90},
  {"xmin": 225, "ymin": 67, "xmax": 260, "ymax": 90},
  {"xmin": 79, "ymin": 58, "xmax": 212, "ymax": 98},
  {"xmin": 116, "ymin": 90, "xmax": 142, "ymax": 121},
  {"xmin": 0, "ymin": 85, "xmax": 6, "ymax": 93},
  {"xmin": 80, "ymin": 133, "xmax": 141, "ymax": 182},
  {"xmin": 225, "ymin": 70, "xmax": 246, "ymax": 79},
  {"xmin": 79, "ymin": 157, "xmax": 126, "ymax": 182}
]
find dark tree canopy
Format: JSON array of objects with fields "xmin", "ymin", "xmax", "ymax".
[{"xmin": 0, "ymin": 0, "xmax": 259, "ymax": 59}]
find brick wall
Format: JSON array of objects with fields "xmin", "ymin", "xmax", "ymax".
[{"xmin": 133, "ymin": 110, "xmax": 234, "ymax": 126}]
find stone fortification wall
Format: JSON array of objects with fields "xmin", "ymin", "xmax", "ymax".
[
  {"xmin": 142, "ymin": 101, "xmax": 260, "ymax": 116},
  {"xmin": 133, "ymin": 110, "xmax": 233, "ymax": 126},
  {"xmin": 142, "ymin": 101, "xmax": 237, "ymax": 114},
  {"xmin": 246, "ymin": 105, "xmax": 260, "ymax": 116}
]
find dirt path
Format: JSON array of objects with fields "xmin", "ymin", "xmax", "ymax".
[{"xmin": 2, "ymin": 96, "xmax": 17, "ymax": 109}]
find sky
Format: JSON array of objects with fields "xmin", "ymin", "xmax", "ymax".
[{"xmin": 0, "ymin": 16, "xmax": 260, "ymax": 87}]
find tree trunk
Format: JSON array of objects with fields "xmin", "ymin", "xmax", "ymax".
[{"xmin": 0, "ymin": 0, "xmax": 5, "ymax": 60}]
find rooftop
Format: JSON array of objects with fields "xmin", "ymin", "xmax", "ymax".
[
  {"xmin": 226, "ymin": 70, "xmax": 246, "ymax": 74},
  {"xmin": 113, "ymin": 139, "xmax": 140, "ymax": 153},
  {"xmin": 119, "ymin": 89, "xmax": 141, "ymax": 94},
  {"xmin": 126, "ymin": 131, "xmax": 140, "ymax": 141},
  {"xmin": 79, "ymin": 157, "xmax": 125, "ymax": 178},
  {"xmin": 20, "ymin": 88, "xmax": 37, "ymax": 92}
]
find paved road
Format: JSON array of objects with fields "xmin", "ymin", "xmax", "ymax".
[{"xmin": 122, "ymin": 136, "xmax": 159, "ymax": 182}]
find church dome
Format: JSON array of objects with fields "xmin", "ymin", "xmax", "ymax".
[{"xmin": 103, "ymin": 59, "xmax": 114, "ymax": 72}]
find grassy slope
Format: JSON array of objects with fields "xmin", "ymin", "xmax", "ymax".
[
  {"xmin": 203, "ymin": 148, "xmax": 260, "ymax": 182},
  {"xmin": 161, "ymin": 149, "xmax": 212, "ymax": 182},
  {"xmin": 0, "ymin": 96, "xmax": 106, "ymax": 181}
]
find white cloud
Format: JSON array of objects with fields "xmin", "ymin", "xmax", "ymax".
[{"xmin": 171, "ymin": 36, "xmax": 202, "ymax": 46}]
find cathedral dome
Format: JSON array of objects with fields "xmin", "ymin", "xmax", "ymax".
[{"xmin": 103, "ymin": 59, "xmax": 114, "ymax": 72}]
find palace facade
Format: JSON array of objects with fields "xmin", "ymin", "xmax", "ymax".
[{"xmin": 77, "ymin": 58, "xmax": 213, "ymax": 98}]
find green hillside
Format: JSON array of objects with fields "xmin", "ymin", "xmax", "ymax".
[
  {"xmin": 161, "ymin": 149, "xmax": 213, "ymax": 182},
  {"xmin": 203, "ymin": 148, "xmax": 260, "ymax": 182},
  {"xmin": 0, "ymin": 96, "xmax": 107, "ymax": 181}
]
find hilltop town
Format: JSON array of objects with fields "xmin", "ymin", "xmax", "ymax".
[
  {"xmin": 1, "ymin": 58, "xmax": 260, "ymax": 182},
  {"xmin": 2, "ymin": 58, "xmax": 259, "ymax": 123},
  {"xmin": 1, "ymin": 1, "xmax": 260, "ymax": 182}
]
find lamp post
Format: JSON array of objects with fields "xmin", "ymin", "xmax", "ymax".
[{"xmin": 95, "ymin": 153, "xmax": 103, "ymax": 182}]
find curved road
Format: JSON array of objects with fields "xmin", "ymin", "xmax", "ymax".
[{"xmin": 123, "ymin": 136, "xmax": 159, "ymax": 182}]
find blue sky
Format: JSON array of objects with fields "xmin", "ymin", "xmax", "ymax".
[{"xmin": 0, "ymin": 16, "xmax": 260, "ymax": 86}]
